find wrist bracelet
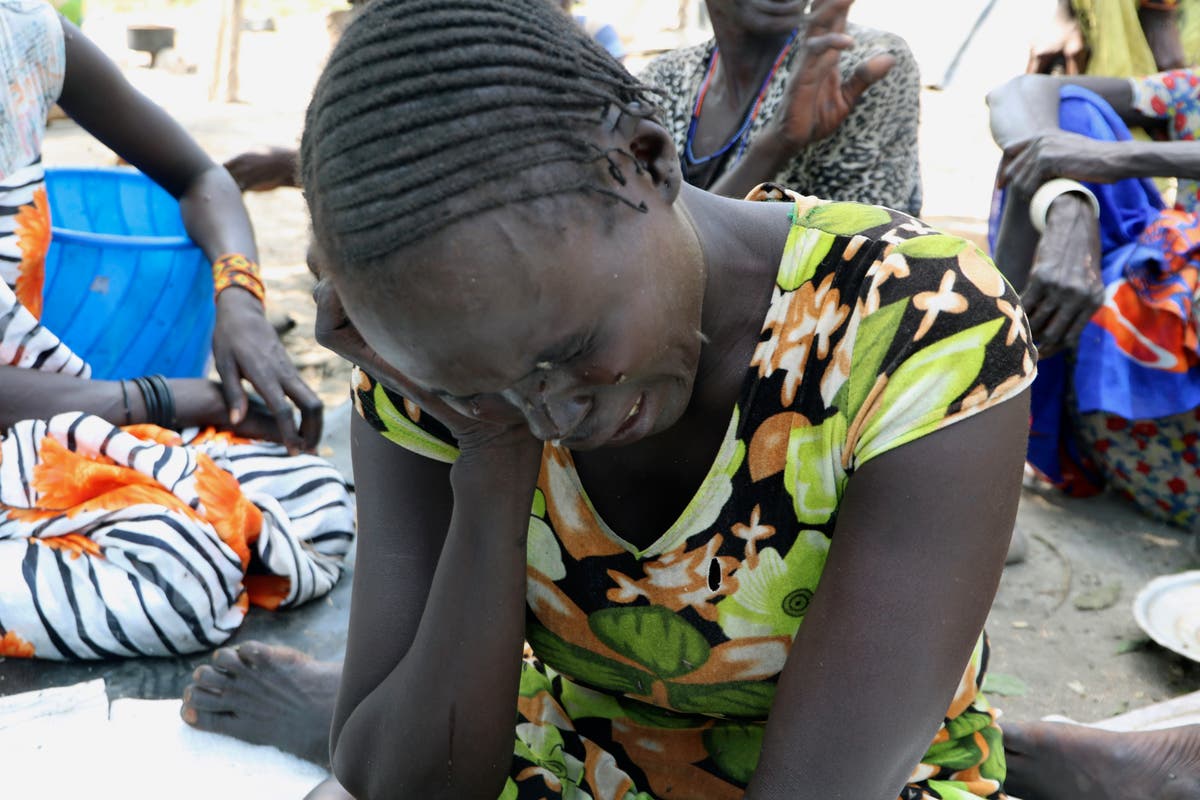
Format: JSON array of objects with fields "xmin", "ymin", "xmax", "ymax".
[
  {"xmin": 132, "ymin": 375, "xmax": 178, "ymax": 429},
  {"xmin": 1029, "ymin": 178, "xmax": 1101, "ymax": 234},
  {"xmin": 213, "ymin": 253, "xmax": 266, "ymax": 306}
]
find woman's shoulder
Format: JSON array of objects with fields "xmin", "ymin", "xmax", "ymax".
[{"xmin": 751, "ymin": 185, "xmax": 1036, "ymax": 466}]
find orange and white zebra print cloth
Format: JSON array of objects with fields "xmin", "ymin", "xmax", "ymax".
[{"xmin": 0, "ymin": 413, "xmax": 354, "ymax": 660}]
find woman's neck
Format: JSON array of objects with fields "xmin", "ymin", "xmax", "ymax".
[
  {"xmin": 709, "ymin": 18, "xmax": 796, "ymax": 104},
  {"xmin": 679, "ymin": 184, "xmax": 794, "ymax": 408}
]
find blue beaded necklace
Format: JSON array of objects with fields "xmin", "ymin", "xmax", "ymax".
[{"xmin": 683, "ymin": 29, "xmax": 800, "ymax": 169}]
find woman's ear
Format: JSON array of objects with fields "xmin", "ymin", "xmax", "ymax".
[{"xmin": 626, "ymin": 116, "xmax": 682, "ymax": 204}]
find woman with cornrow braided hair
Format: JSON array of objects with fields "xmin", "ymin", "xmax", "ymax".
[{"xmin": 184, "ymin": 1, "xmax": 1042, "ymax": 798}]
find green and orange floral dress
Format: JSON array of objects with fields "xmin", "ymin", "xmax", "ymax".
[{"xmin": 353, "ymin": 187, "xmax": 1036, "ymax": 800}]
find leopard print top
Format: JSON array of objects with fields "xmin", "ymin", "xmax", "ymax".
[{"xmin": 639, "ymin": 23, "xmax": 923, "ymax": 215}]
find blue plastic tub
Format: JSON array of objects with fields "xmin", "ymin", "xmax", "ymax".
[{"xmin": 39, "ymin": 166, "xmax": 214, "ymax": 380}]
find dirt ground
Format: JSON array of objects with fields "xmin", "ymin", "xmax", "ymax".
[{"xmin": 37, "ymin": 3, "xmax": 1200, "ymax": 725}]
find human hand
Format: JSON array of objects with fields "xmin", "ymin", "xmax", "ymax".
[
  {"xmin": 222, "ymin": 147, "xmax": 300, "ymax": 192},
  {"xmin": 172, "ymin": 378, "xmax": 290, "ymax": 442},
  {"xmin": 212, "ymin": 288, "xmax": 323, "ymax": 453},
  {"xmin": 765, "ymin": 0, "xmax": 896, "ymax": 153},
  {"xmin": 1027, "ymin": 3, "xmax": 1086, "ymax": 75},
  {"xmin": 312, "ymin": 279, "xmax": 537, "ymax": 454},
  {"xmin": 1023, "ymin": 193, "xmax": 1104, "ymax": 357},
  {"xmin": 999, "ymin": 133, "xmax": 1120, "ymax": 197}
]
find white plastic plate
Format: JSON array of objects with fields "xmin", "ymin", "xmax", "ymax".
[{"xmin": 1133, "ymin": 570, "xmax": 1200, "ymax": 663}]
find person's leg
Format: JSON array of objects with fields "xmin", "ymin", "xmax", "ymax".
[
  {"xmin": 1004, "ymin": 720, "xmax": 1200, "ymax": 800},
  {"xmin": 180, "ymin": 641, "xmax": 341, "ymax": 766}
]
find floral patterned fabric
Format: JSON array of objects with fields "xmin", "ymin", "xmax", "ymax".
[
  {"xmin": 1131, "ymin": 68, "xmax": 1200, "ymax": 211},
  {"xmin": 353, "ymin": 187, "xmax": 1036, "ymax": 799},
  {"xmin": 1073, "ymin": 403, "xmax": 1200, "ymax": 529}
]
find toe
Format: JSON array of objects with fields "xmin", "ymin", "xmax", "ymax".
[
  {"xmin": 181, "ymin": 704, "xmax": 236, "ymax": 733},
  {"xmin": 235, "ymin": 640, "xmax": 273, "ymax": 666},
  {"xmin": 192, "ymin": 663, "xmax": 232, "ymax": 690},
  {"xmin": 183, "ymin": 683, "xmax": 231, "ymax": 713},
  {"xmin": 212, "ymin": 646, "xmax": 245, "ymax": 673},
  {"xmin": 1001, "ymin": 721, "xmax": 1037, "ymax": 755}
]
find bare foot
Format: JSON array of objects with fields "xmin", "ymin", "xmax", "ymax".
[
  {"xmin": 1005, "ymin": 720, "xmax": 1200, "ymax": 800},
  {"xmin": 180, "ymin": 641, "xmax": 341, "ymax": 766},
  {"xmin": 304, "ymin": 777, "xmax": 354, "ymax": 800}
]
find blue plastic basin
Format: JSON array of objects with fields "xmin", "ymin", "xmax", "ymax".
[{"xmin": 39, "ymin": 166, "xmax": 214, "ymax": 380}]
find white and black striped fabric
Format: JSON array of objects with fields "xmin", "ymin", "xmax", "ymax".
[{"xmin": 0, "ymin": 414, "xmax": 354, "ymax": 660}]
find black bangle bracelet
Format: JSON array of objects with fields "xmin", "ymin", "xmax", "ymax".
[
  {"xmin": 132, "ymin": 376, "xmax": 162, "ymax": 428},
  {"xmin": 147, "ymin": 374, "xmax": 177, "ymax": 429}
]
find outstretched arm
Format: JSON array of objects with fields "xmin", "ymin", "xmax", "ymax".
[
  {"xmin": 54, "ymin": 17, "xmax": 321, "ymax": 451},
  {"xmin": 746, "ymin": 394, "xmax": 1029, "ymax": 800},
  {"xmin": 0, "ymin": 367, "xmax": 286, "ymax": 439}
]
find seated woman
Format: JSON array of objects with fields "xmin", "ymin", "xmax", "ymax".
[
  {"xmin": 988, "ymin": 68, "xmax": 1200, "ymax": 529},
  {"xmin": 0, "ymin": 0, "xmax": 353, "ymax": 659},
  {"xmin": 1029, "ymin": 0, "xmax": 1190, "ymax": 77},
  {"xmin": 181, "ymin": 2, "xmax": 1198, "ymax": 799},
  {"xmin": 639, "ymin": 0, "xmax": 921, "ymax": 212}
]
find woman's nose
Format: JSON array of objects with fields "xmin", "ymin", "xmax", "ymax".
[{"xmin": 510, "ymin": 375, "xmax": 593, "ymax": 442}]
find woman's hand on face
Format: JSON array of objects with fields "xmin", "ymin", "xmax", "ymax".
[
  {"xmin": 765, "ymin": 0, "xmax": 895, "ymax": 154},
  {"xmin": 1023, "ymin": 193, "xmax": 1105, "ymax": 357},
  {"xmin": 212, "ymin": 289, "xmax": 324, "ymax": 454},
  {"xmin": 1026, "ymin": 5, "xmax": 1086, "ymax": 76},
  {"xmin": 999, "ymin": 133, "xmax": 1120, "ymax": 196},
  {"xmin": 312, "ymin": 279, "xmax": 539, "ymax": 455}
]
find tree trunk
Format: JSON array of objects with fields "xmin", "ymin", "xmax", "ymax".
[{"xmin": 208, "ymin": 0, "xmax": 244, "ymax": 103}]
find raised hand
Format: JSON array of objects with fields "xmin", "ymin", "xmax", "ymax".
[
  {"xmin": 767, "ymin": 0, "xmax": 896, "ymax": 152},
  {"xmin": 1027, "ymin": 0, "xmax": 1086, "ymax": 76}
]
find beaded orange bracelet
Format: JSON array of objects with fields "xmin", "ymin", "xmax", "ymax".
[{"xmin": 212, "ymin": 253, "xmax": 266, "ymax": 305}]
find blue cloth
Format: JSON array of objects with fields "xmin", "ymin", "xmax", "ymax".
[{"xmin": 575, "ymin": 15, "xmax": 625, "ymax": 61}]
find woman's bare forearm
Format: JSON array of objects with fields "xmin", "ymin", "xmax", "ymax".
[
  {"xmin": 0, "ymin": 367, "xmax": 135, "ymax": 427},
  {"xmin": 1115, "ymin": 139, "xmax": 1200, "ymax": 181},
  {"xmin": 331, "ymin": 444, "xmax": 540, "ymax": 800},
  {"xmin": 0, "ymin": 367, "xmax": 239, "ymax": 430}
]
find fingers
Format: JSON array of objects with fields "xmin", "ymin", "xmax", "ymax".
[
  {"xmin": 807, "ymin": 0, "xmax": 855, "ymax": 37},
  {"xmin": 214, "ymin": 350, "xmax": 249, "ymax": 426},
  {"xmin": 285, "ymin": 374, "xmax": 325, "ymax": 452},
  {"xmin": 246, "ymin": 366, "xmax": 303, "ymax": 453},
  {"xmin": 1037, "ymin": 304, "xmax": 1078, "ymax": 351},
  {"xmin": 844, "ymin": 51, "xmax": 896, "ymax": 104},
  {"xmin": 798, "ymin": 32, "xmax": 855, "ymax": 62},
  {"xmin": 1024, "ymin": 295, "xmax": 1057, "ymax": 342}
]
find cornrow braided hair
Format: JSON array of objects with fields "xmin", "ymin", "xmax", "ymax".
[{"xmin": 301, "ymin": 0, "xmax": 661, "ymax": 267}]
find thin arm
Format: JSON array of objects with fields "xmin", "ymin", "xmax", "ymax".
[
  {"xmin": 329, "ymin": 414, "xmax": 541, "ymax": 800},
  {"xmin": 746, "ymin": 395, "xmax": 1029, "ymax": 799},
  {"xmin": 54, "ymin": 17, "xmax": 258, "ymax": 264}
]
